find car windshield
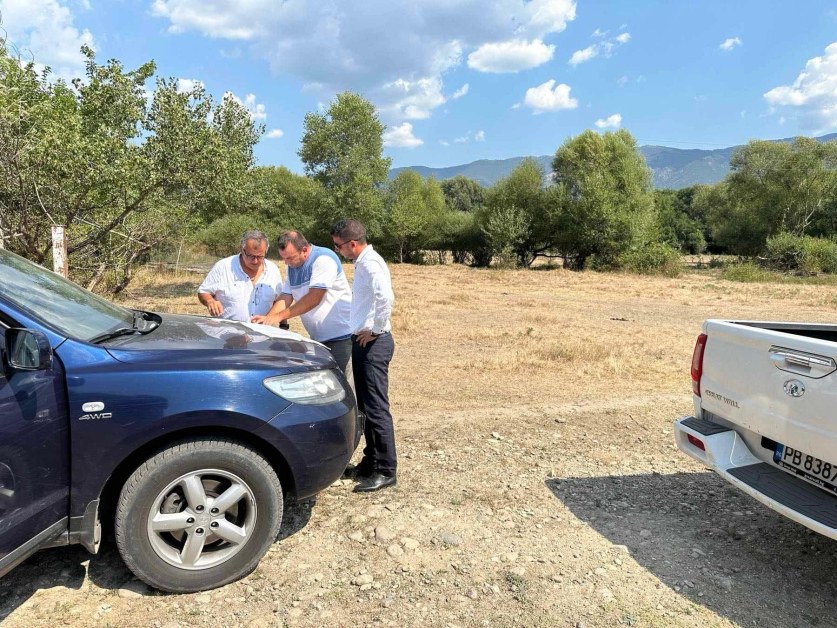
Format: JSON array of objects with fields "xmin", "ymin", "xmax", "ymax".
[{"xmin": 0, "ymin": 248, "xmax": 135, "ymax": 342}]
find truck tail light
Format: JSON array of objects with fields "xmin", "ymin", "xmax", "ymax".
[
  {"xmin": 691, "ymin": 333, "xmax": 708, "ymax": 396},
  {"xmin": 687, "ymin": 434, "xmax": 706, "ymax": 451}
]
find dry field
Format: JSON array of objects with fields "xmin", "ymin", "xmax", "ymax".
[{"xmin": 3, "ymin": 263, "xmax": 837, "ymax": 627}]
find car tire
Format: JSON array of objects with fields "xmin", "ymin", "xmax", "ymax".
[{"xmin": 115, "ymin": 438, "xmax": 283, "ymax": 593}]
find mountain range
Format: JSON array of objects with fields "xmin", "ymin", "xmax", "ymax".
[{"xmin": 389, "ymin": 133, "xmax": 837, "ymax": 190}]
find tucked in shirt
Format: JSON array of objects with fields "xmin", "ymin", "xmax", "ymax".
[
  {"xmin": 198, "ymin": 254, "xmax": 284, "ymax": 322},
  {"xmin": 350, "ymin": 245, "xmax": 394, "ymax": 335},
  {"xmin": 281, "ymin": 246, "xmax": 353, "ymax": 342}
]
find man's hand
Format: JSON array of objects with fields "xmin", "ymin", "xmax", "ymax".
[
  {"xmin": 206, "ymin": 299, "xmax": 224, "ymax": 317},
  {"xmin": 251, "ymin": 312, "xmax": 286, "ymax": 326},
  {"xmin": 355, "ymin": 329, "xmax": 377, "ymax": 347}
]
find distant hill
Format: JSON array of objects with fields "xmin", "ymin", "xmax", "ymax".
[{"xmin": 389, "ymin": 133, "xmax": 837, "ymax": 189}]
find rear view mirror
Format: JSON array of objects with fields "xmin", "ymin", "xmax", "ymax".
[{"xmin": 6, "ymin": 329, "xmax": 52, "ymax": 371}]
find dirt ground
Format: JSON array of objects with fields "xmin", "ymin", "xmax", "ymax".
[{"xmin": 2, "ymin": 263, "xmax": 837, "ymax": 627}]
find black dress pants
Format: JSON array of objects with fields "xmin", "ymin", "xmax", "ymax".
[{"xmin": 351, "ymin": 332, "xmax": 396, "ymax": 476}]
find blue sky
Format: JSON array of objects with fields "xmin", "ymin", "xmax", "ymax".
[{"xmin": 3, "ymin": 0, "xmax": 837, "ymax": 172}]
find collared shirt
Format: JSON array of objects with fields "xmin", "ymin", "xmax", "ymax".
[
  {"xmin": 198, "ymin": 254, "xmax": 283, "ymax": 322},
  {"xmin": 350, "ymin": 245, "xmax": 394, "ymax": 335},
  {"xmin": 281, "ymin": 245, "xmax": 353, "ymax": 342}
]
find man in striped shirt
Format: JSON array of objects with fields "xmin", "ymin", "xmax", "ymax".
[{"xmin": 331, "ymin": 219, "xmax": 397, "ymax": 493}]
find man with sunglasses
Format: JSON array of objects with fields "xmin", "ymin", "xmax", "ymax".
[
  {"xmin": 198, "ymin": 230, "xmax": 285, "ymax": 323},
  {"xmin": 331, "ymin": 219, "xmax": 397, "ymax": 493}
]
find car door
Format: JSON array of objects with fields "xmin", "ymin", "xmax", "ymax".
[{"xmin": 0, "ymin": 321, "xmax": 71, "ymax": 574}]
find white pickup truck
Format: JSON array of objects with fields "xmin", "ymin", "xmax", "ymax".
[{"xmin": 674, "ymin": 320, "xmax": 837, "ymax": 539}]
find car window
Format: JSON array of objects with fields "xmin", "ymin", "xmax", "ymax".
[{"xmin": 0, "ymin": 249, "xmax": 133, "ymax": 342}]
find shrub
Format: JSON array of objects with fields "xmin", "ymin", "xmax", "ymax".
[
  {"xmin": 764, "ymin": 233, "xmax": 837, "ymax": 274},
  {"xmin": 619, "ymin": 242, "xmax": 683, "ymax": 277},
  {"xmin": 194, "ymin": 214, "xmax": 280, "ymax": 258},
  {"xmin": 721, "ymin": 262, "xmax": 774, "ymax": 282}
]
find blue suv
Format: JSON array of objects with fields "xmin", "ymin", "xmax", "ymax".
[{"xmin": 0, "ymin": 248, "xmax": 360, "ymax": 592}]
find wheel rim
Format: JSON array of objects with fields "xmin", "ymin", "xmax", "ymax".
[{"xmin": 146, "ymin": 469, "xmax": 258, "ymax": 570}]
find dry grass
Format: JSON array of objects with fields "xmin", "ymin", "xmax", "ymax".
[{"xmin": 121, "ymin": 261, "xmax": 837, "ymax": 422}]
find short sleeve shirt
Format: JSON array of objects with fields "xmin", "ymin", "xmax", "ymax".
[
  {"xmin": 281, "ymin": 246, "xmax": 353, "ymax": 342},
  {"xmin": 198, "ymin": 255, "xmax": 284, "ymax": 322}
]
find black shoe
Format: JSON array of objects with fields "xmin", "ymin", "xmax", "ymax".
[
  {"xmin": 353, "ymin": 472, "xmax": 397, "ymax": 493},
  {"xmin": 341, "ymin": 462, "xmax": 373, "ymax": 480}
]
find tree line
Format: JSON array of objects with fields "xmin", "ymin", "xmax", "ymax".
[{"xmin": 3, "ymin": 41, "xmax": 837, "ymax": 293}]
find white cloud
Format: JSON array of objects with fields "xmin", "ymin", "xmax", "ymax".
[
  {"xmin": 377, "ymin": 77, "xmax": 446, "ymax": 120},
  {"xmin": 764, "ymin": 42, "xmax": 837, "ymax": 131},
  {"xmin": 594, "ymin": 113, "xmax": 621, "ymax": 129},
  {"xmin": 224, "ymin": 91, "xmax": 268, "ymax": 121},
  {"xmin": 569, "ymin": 45, "xmax": 597, "ymax": 66},
  {"xmin": 719, "ymin": 37, "xmax": 742, "ymax": 51},
  {"xmin": 383, "ymin": 122, "xmax": 423, "ymax": 148},
  {"xmin": 568, "ymin": 30, "xmax": 630, "ymax": 66},
  {"xmin": 439, "ymin": 140, "xmax": 450, "ymax": 147},
  {"xmin": 0, "ymin": 0, "xmax": 95, "ymax": 80},
  {"xmin": 468, "ymin": 39, "xmax": 554, "ymax": 73},
  {"xmin": 523, "ymin": 80, "xmax": 578, "ymax": 113},
  {"xmin": 176, "ymin": 78, "xmax": 204, "ymax": 93},
  {"xmin": 151, "ymin": 0, "xmax": 577, "ymax": 121},
  {"xmin": 265, "ymin": 129, "xmax": 284, "ymax": 139},
  {"xmin": 451, "ymin": 83, "xmax": 470, "ymax": 99},
  {"xmin": 592, "ymin": 28, "xmax": 607, "ymax": 38},
  {"xmin": 448, "ymin": 130, "xmax": 487, "ymax": 144},
  {"xmin": 617, "ymin": 75, "xmax": 628, "ymax": 87}
]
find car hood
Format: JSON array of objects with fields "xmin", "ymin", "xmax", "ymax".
[{"xmin": 104, "ymin": 313, "xmax": 333, "ymax": 370}]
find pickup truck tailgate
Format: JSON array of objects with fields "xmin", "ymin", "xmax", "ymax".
[{"xmin": 700, "ymin": 320, "xmax": 837, "ymax": 464}]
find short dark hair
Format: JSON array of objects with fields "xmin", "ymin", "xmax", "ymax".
[
  {"xmin": 277, "ymin": 230, "xmax": 309, "ymax": 251},
  {"xmin": 330, "ymin": 219, "xmax": 367, "ymax": 244}
]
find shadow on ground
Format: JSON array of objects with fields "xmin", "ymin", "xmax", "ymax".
[
  {"xmin": 0, "ymin": 499, "xmax": 314, "ymax": 620},
  {"xmin": 547, "ymin": 471, "xmax": 837, "ymax": 628}
]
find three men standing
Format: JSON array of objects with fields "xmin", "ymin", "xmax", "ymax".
[
  {"xmin": 198, "ymin": 223, "xmax": 398, "ymax": 494},
  {"xmin": 331, "ymin": 219, "xmax": 397, "ymax": 493}
]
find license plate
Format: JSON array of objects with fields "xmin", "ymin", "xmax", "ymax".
[{"xmin": 774, "ymin": 444, "xmax": 837, "ymax": 495}]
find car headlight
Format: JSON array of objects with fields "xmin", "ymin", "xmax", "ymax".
[{"xmin": 263, "ymin": 370, "xmax": 346, "ymax": 405}]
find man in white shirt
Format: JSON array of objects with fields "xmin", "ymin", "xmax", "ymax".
[
  {"xmin": 251, "ymin": 230, "xmax": 353, "ymax": 372},
  {"xmin": 197, "ymin": 230, "xmax": 285, "ymax": 323},
  {"xmin": 331, "ymin": 219, "xmax": 397, "ymax": 493}
]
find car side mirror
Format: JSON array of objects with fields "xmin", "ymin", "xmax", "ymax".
[{"xmin": 6, "ymin": 329, "xmax": 52, "ymax": 371}]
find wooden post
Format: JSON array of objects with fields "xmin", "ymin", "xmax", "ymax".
[{"xmin": 52, "ymin": 226, "xmax": 68, "ymax": 277}]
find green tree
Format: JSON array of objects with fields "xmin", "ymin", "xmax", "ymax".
[
  {"xmin": 654, "ymin": 189, "xmax": 706, "ymax": 254},
  {"xmin": 714, "ymin": 138, "xmax": 837, "ymax": 255},
  {"xmin": 243, "ymin": 166, "xmax": 324, "ymax": 235},
  {"xmin": 552, "ymin": 129, "xmax": 654, "ymax": 270},
  {"xmin": 480, "ymin": 158, "xmax": 560, "ymax": 267},
  {"xmin": 383, "ymin": 172, "xmax": 446, "ymax": 262},
  {"xmin": 0, "ymin": 43, "xmax": 261, "ymax": 292},
  {"xmin": 440, "ymin": 175, "xmax": 486, "ymax": 212},
  {"xmin": 298, "ymin": 92, "xmax": 390, "ymax": 235}
]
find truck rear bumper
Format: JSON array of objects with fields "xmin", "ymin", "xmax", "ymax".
[{"xmin": 674, "ymin": 416, "xmax": 837, "ymax": 540}]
